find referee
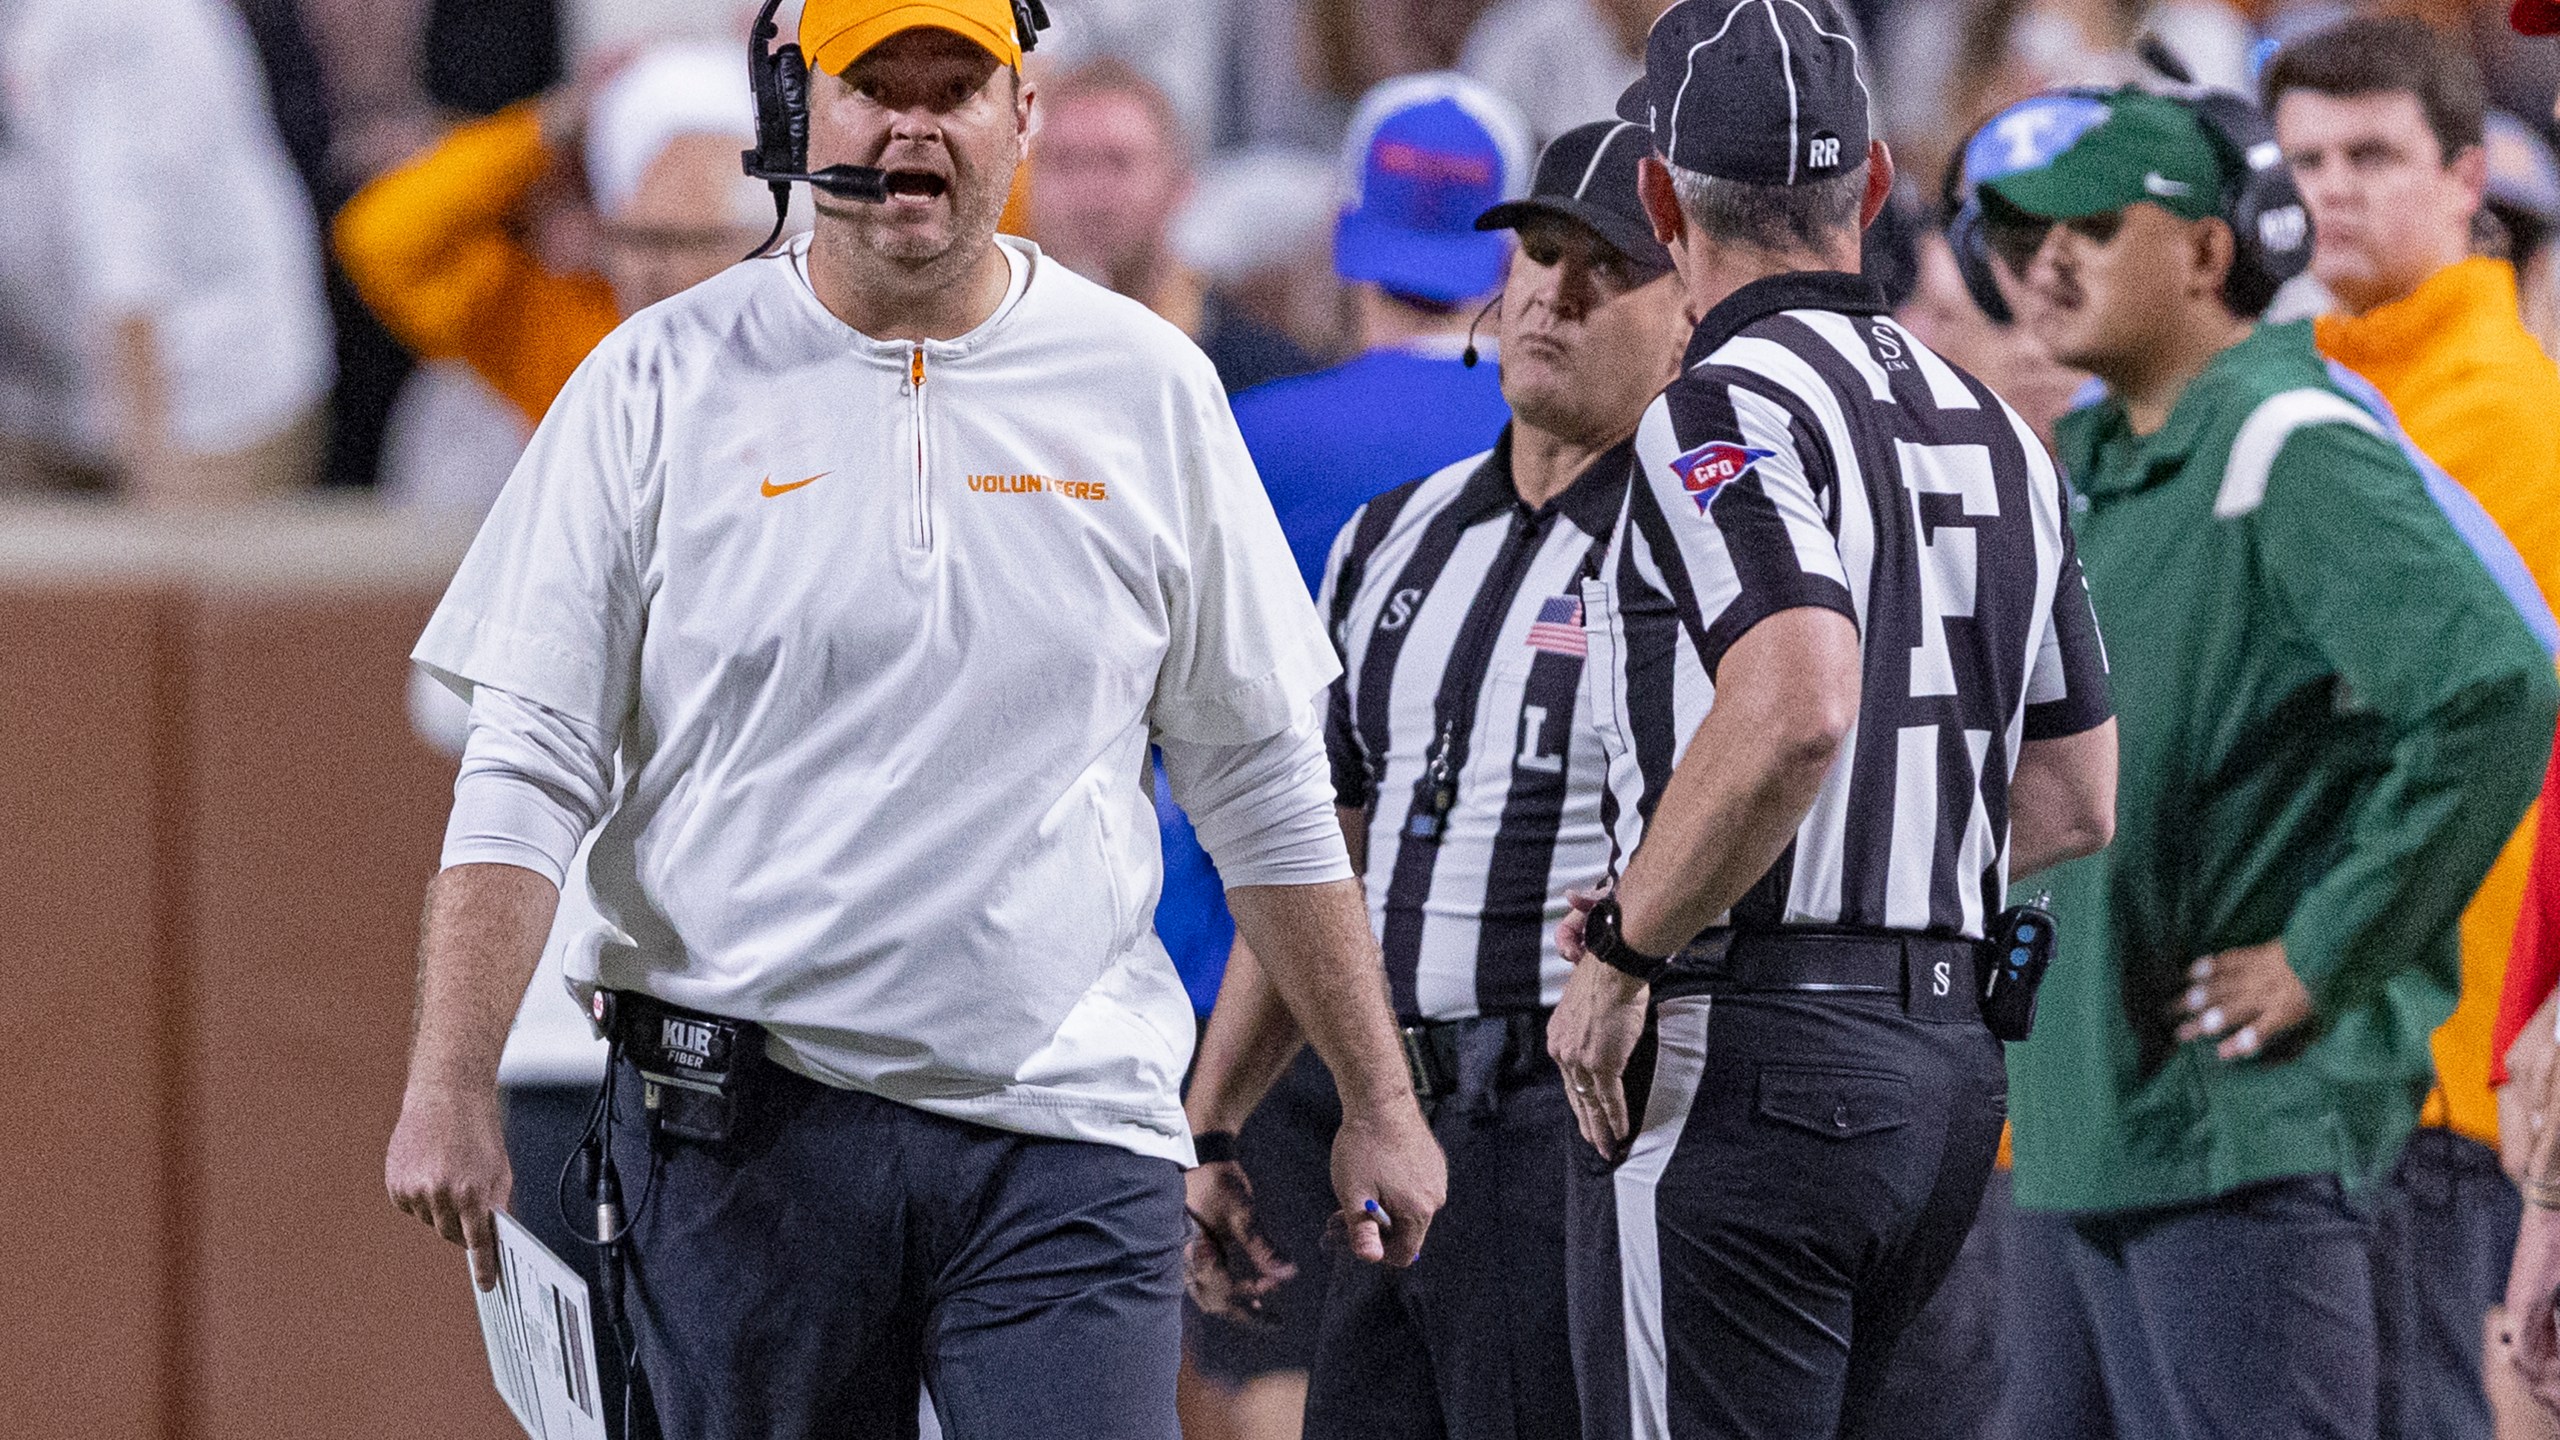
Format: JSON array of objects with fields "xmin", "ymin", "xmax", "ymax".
[
  {"xmin": 1186, "ymin": 118, "xmax": 1691, "ymax": 1440},
  {"xmin": 382, "ymin": 5, "xmax": 1441, "ymax": 1437},
  {"xmin": 1548, "ymin": 4, "xmax": 2119, "ymax": 1437}
]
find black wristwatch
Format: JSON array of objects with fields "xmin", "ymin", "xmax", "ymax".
[{"xmin": 1582, "ymin": 897, "xmax": 1671, "ymax": 984}]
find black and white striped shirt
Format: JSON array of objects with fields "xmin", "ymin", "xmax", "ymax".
[
  {"xmin": 1323, "ymin": 430, "xmax": 1628, "ymax": 1021},
  {"xmin": 1582, "ymin": 271, "xmax": 2111, "ymax": 944}
]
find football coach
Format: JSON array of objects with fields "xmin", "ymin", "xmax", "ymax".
[
  {"xmin": 1546, "ymin": 1, "xmax": 2121, "ymax": 1436},
  {"xmin": 381, "ymin": 2, "xmax": 1443, "ymax": 1437}
]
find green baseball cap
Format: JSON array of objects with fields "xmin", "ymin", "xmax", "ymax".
[{"xmin": 1982, "ymin": 88, "xmax": 2226, "ymax": 223}]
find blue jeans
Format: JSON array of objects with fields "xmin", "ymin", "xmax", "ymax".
[
  {"xmin": 609, "ymin": 1059, "xmax": 1185, "ymax": 1440},
  {"xmin": 2007, "ymin": 1176, "xmax": 2378, "ymax": 1440}
]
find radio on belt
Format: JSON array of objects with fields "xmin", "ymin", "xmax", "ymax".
[
  {"xmin": 1977, "ymin": 893, "xmax": 2056, "ymax": 1043},
  {"xmin": 611, "ymin": 991, "xmax": 765, "ymax": 1143}
]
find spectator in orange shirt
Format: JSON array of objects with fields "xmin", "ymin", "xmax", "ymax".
[
  {"xmin": 334, "ymin": 42, "xmax": 777, "ymax": 430},
  {"xmin": 2268, "ymin": 19, "xmax": 2560, "ymax": 1439}
]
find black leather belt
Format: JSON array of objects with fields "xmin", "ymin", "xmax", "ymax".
[{"xmin": 1668, "ymin": 928, "xmax": 1985, "ymax": 1023}]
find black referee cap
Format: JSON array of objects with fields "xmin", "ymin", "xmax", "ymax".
[
  {"xmin": 1473, "ymin": 120, "xmax": 1675, "ymax": 275},
  {"xmin": 1616, "ymin": 0, "xmax": 1871, "ymax": 186}
]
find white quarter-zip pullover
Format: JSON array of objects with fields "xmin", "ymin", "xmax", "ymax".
[{"xmin": 417, "ymin": 235, "xmax": 1346, "ymax": 1163}]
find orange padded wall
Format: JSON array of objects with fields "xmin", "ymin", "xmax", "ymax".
[
  {"xmin": 182, "ymin": 530, "xmax": 508, "ymax": 1440},
  {"xmin": 0, "ymin": 507, "xmax": 508, "ymax": 1440},
  {"xmin": 0, "ymin": 571, "xmax": 178, "ymax": 1440}
]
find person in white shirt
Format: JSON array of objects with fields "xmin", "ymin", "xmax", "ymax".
[
  {"xmin": 1459, "ymin": 0, "xmax": 1653, "ymax": 146},
  {"xmin": 381, "ymin": 2, "xmax": 1444, "ymax": 1436},
  {"xmin": 0, "ymin": 0, "xmax": 334, "ymax": 502}
]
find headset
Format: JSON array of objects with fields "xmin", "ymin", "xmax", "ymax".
[
  {"xmin": 740, "ymin": 0, "xmax": 1052, "ymax": 257},
  {"xmin": 1940, "ymin": 79, "xmax": 2310, "ymax": 323}
]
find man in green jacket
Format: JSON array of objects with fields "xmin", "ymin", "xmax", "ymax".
[{"xmin": 1979, "ymin": 88, "xmax": 2560, "ymax": 1439}]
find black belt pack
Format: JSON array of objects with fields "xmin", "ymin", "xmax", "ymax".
[
  {"xmin": 1977, "ymin": 898, "xmax": 2056, "ymax": 1043},
  {"xmin": 604, "ymin": 991, "xmax": 767, "ymax": 1143},
  {"xmin": 1399, "ymin": 1011, "xmax": 1549, "ymax": 1120}
]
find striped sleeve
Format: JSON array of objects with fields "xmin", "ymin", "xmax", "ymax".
[
  {"xmin": 2024, "ymin": 475, "xmax": 2112, "ymax": 741},
  {"xmin": 1318, "ymin": 502, "xmax": 1373, "ymax": 808},
  {"xmin": 1632, "ymin": 376, "xmax": 1858, "ymax": 679}
]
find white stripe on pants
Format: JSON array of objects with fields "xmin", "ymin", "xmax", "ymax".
[{"xmin": 1614, "ymin": 995, "xmax": 1715, "ymax": 1439}]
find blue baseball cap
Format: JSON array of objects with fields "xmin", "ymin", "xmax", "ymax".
[{"xmin": 1334, "ymin": 73, "xmax": 1534, "ymax": 305}]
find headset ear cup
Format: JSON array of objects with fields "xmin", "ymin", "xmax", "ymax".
[
  {"xmin": 777, "ymin": 45, "xmax": 812, "ymax": 174},
  {"xmin": 1936, "ymin": 145, "xmax": 2013, "ymax": 325},
  {"xmin": 1015, "ymin": 0, "xmax": 1050, "ymax": 51},
  {"xmin": 1946, "ymin": 201, "xmax": 2015, "ymax": 325},
  {"xmin": 2183, "ymin": 90, "xmax": 2310, "ymax": 316}
]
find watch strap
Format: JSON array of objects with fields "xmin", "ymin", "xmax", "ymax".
[{"xmin": 1588, "ymin": 899, "xmax": 1672, "ymax": 984}]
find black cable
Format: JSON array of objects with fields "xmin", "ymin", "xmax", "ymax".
[
  {"xmin": 552, "ymin": 1068, "xmax": 613, "ymax": 1239},
  {"xmin": 2134, "ymin": 32, "xmax": 2195, "ymax": 84},
  {"xmin": 548, "ymin": 1030, "xmax": 665, "ymax": 1439},
  {"xmin": 606, "ymin": 1141, "xmax": 662, "ymax": 1440},
  {"xmin": 1459, "ymin": 294, "xmax": 1503, "ymax": 369},
  {"xmin": 745, "ymin": 188, "xmax": 791, "ymax": 262}
]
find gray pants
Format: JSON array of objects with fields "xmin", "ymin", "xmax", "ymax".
[
  {"xmin": 2007, "ymin": 1176, "xmax": 2377, "ymax": 1440},
  {"xmin": 2373, "ymin": 1127, "xmax": 2522, "ymax": 1440}
]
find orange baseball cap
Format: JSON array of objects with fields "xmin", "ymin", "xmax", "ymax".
[{"xmin": 800, "ymin": 0, "xmax": 1022, "ymax": 75}]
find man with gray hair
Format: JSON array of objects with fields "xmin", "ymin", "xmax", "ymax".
[{"xmin": 1545, "ymin": 3, "xmax": 2120, "ymax": 1436}]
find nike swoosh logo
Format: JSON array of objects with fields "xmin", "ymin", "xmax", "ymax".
[{"xmin": 760, "ymin": 472, "xmax": 829, "ymax": 498}]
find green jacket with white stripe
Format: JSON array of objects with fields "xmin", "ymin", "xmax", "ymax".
[{"xmin": 2007, "ymin": 319, "xmax": 2558, "ymax": 1214}]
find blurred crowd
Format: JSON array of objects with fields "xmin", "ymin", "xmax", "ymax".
[
  {"xmin": 11, "ymin": 0, "xmax": 2560, "ymax": 1436},
  {"xmin": 5, "ymin": 0, "xmax": 2553, "ymax": 511}
]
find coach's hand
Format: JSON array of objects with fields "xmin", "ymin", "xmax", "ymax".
[
  {"xmin": 2169, "ymin": 939, "xmax": 2312, "ymax": 1061},
  {"xmin": 1184, "ymin": 1159, "xmax": 1295, "ymax": 1322},
  {"xmin": 386, "ymin": 1078, "xmax": 514, "ymax": 1291},
  {"xmin": 1332, "ymin": 1099, "xmax": 1444, "ymax": 1268}
]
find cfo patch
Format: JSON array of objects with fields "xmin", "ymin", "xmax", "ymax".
[{"xmin": 1669, "ymin": 441, "xmax": 1776, "ymax": 513}]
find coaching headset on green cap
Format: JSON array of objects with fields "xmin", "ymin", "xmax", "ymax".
[{"xmin": 1970, "ymin": 85, "xmax": 2310, "ymax": 317}]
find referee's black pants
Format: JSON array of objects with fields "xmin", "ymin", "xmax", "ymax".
[
  {"xmin": 1301, "ymin": 1012, "xmax": 1578, "ymax": 1440},
  {"xmin": 1566, "ymin": 967, "xmax": 2007, "ymax": 1439}
]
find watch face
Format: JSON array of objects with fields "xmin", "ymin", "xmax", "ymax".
[{"xmin": 1588, "ymin": 899, "xmax": 1620, "ymax": 954}]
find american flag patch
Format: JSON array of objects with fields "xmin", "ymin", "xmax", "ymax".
[{"xmin": 1525, "ymin": 595, "xmax": 1586, "ymax": 657}]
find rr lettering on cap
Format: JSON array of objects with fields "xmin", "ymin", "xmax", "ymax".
[{"xmin": 1809, "ymin": 134, "xmax": 1841, "ymax": 169}]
